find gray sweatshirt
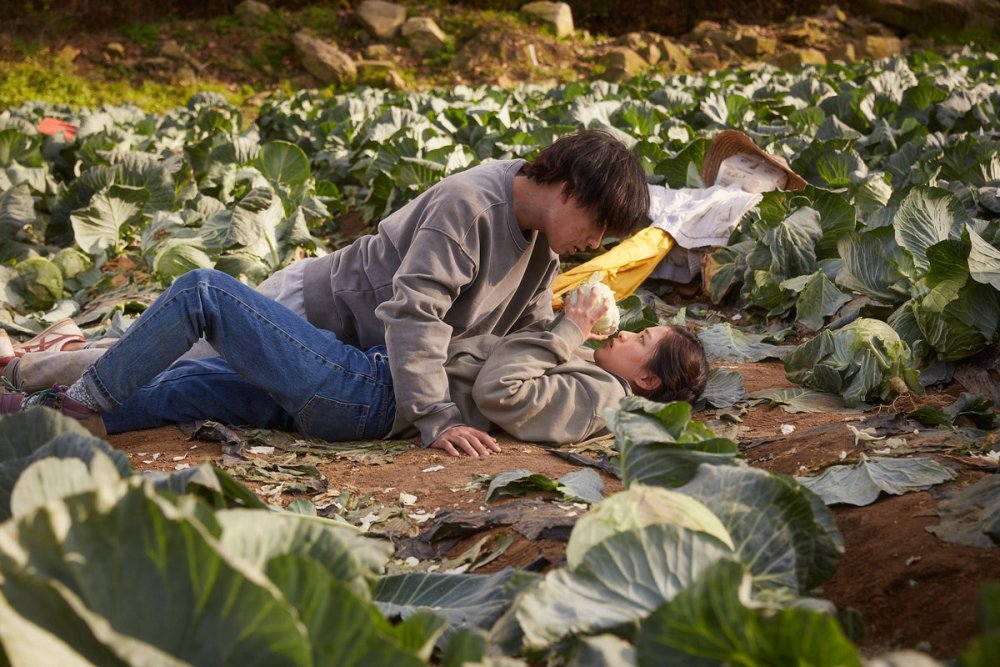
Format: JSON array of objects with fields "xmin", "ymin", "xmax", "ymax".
[
  {"xmin": 300, "ymin": 160, "xmax": 559, "ymax": 445},
  {"xmin": 389, "ymin": 317, "xmax": 630, "ymax": 445}
]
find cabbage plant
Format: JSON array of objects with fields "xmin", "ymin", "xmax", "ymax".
[{"xmin": 784, "ymin": 318, "xmax": 924, "ymax": 407}]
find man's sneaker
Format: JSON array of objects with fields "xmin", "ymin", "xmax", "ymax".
[
  {"xmin": 0, "ymin": 384, "xmax": 106, "ymax": 438},
  {"xmin": 12, "ymin": 318, "xmax": 86, "ymax": 356}
]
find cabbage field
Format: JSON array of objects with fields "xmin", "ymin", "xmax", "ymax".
[{"xmin": 1, "ymin": 48, "xmax": 999, "ymax": 664}]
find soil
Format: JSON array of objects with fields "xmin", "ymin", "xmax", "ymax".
[{"xmin": 108, "ymin": 359, "xmax": 1000, "ymax": 660}]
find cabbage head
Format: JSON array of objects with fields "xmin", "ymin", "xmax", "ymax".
[{"xmin": 784, "ymin": 318, "xmax": 923, "ymax": 407}]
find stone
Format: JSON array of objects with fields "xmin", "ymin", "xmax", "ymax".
[
  {"xmin": 291, "ymin": 31, "xmax": 357, "ymax": 84},
  {"xmin": 520, "ymin": 1, "xmax": 574, "ymax": 38},
  {"xmin": 770, "ymin": 48, "xmax": 828, "ymax": 70},
  {"xmin": 364, "ymin": 44, "xmax": 393, "ymax": 59},
  {"xmin": 654, "ymin": 36, "xmax": 691, "ymax": 71},
  {"xmin": 356, "ymin": 0, "xmax": 407, "ymax": 39},
  {"xmin": 160, "ymin": 39, "xmax": 188, "ymax": 62},
  {"xmin": 598, "ymin": 47, "xmax": 647, "ymax": 82},
  {"xmin": 385, "ymin": 69, "xmax": 407, "ymax": 90},
  {"xmin": 828, "ymin": 41, "xmax": 857, "ymax": 62},
  {"xmin": 401, "ymin": 17, "xmax": 448, "ymax": 53},
  {"xmin": 690, "ymin": 51, "xmax": 721, "ymax": 71},
  {"xmin": 859, "ymin": 0, "xmax": 1000, "ymax": 34},
  {"xmin": 860, "ymin": 34, "xmax": 903, "ymax": 59},
  {"xmin": 234, "ymin": 0, "xmax": 270, "ymax": 21},
  {"xmin": 690, "ymin": 20, "xmax": 722, "ymax": 40},
  {"xmin": 734, "ymin": 34, "xmax": 777, "ymax": 57},
  {"xmin": 104, "ymin": 42, "xmax": 126, "ymax": 57},
  {"xmin": 824, "ymin": 4, "xmax": 848, "ymax": 22}
]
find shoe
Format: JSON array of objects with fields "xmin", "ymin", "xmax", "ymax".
[
  {"xmin": 13, "ymin": 318, "xmax": 86, "ymax": 356},
  {"xmin": 0, "ymin": 384, "xmax": 106, "ymax": 438},
  {"xmin": 0, "ymin": 331, "xmax": 14, "ymax": 365}
]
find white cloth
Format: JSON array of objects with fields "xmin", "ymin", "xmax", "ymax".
[{"xmin": 647, "ymin": 184, "xmax": 762, "ymax": 283}]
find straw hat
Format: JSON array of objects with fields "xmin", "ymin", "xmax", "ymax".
[{"xmin": 700, "ymin": 130, "xmax": 807, "ymax": 191}]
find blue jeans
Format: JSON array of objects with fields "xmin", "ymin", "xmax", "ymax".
[{"xmin": 84, "ymin": 269, "xmax": 396, "ymax": 440}]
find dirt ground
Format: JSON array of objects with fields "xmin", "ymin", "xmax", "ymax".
[{"xmin": 108, "ymin": 359, "xmax": 1000, "ymax": 660}]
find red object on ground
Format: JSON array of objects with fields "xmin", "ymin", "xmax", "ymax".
[{"xmin": 36, "ymin": 117, "xmax": 77, "ymax": 141}]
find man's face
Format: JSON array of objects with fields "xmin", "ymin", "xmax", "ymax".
[{"xmin": 544, "ymin": 191, "xmax": 605, "ymax": 255}]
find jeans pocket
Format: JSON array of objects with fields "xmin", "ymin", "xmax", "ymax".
[{"xmin": 296, "ymin": 394, "xmax": 371, "ymax": 440}]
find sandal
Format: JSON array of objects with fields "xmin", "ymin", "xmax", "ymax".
[{"xmin": 12, "ymin": 318, "xmax": 86, "ymax": 356}]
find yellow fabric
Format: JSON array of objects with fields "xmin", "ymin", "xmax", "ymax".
[{"xmin": 552, "ymin": 227, "xmax": 675, "ymax": 309}]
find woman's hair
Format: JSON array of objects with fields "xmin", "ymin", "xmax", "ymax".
[
  {"xmin": 634, "ymin": 325, "xmax": 709, "ymax": 404},
  {"xmin": 521, "ymin": 130, "xmax": 650, "ymax": 237}
]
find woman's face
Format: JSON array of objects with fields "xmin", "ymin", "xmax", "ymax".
[{"xmin": 592, "ymin": 326, "xmax": 671, "ymax": 390}]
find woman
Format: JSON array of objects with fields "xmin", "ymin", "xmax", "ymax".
[{"xmin": 1, "ymin": 269, "xmax": 708, "ymax": 457}]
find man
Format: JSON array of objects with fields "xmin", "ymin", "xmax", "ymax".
[{"xmin": 163, "ymin": 130, "xmax": 650, "ymax": 457}]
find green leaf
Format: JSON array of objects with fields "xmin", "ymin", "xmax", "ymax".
[
  {"xmin": 153, "ymin": 241, "xmax": 214, "ymax": 282},
  {"xmin": 893, "ymin": 186, "xmax": 969, "ymax": 273},
  {"xmin": 635, "ymin": 559, "xmax": 862, "ymax": 667},
  {"xmin": 70, "ymin": 185, "xmax": 145, "ymax": 254},
  {"xmin": 374, "ymin": 569, "xmax": 538, "ymax": 642},
  {"xmin": 787, "ymin": 270, "xmax": 851, "ymax": 331},
  {"xmin": 698, "ymin": 323, "xmax": 793, "ymax": 363},
  {"xmin": 909, "ymin": 392, "xmax": 999, "ymax": 429},
  {"xmin": 608, "ymin": 398, "xmax": 739, "ymax": 489},
  {"xmin": 960, "ymin": 582, "xmax": 1000, "ymax": 666},
  {"xmin": 485, "ymin": 469, "xmax": 558, "ymax": 503},
  {"xmin": 0, "ymin": 183, "xmax": 35, "ymax": 236},
  {"xmin": 927, "ymin": 474, "xmax": 1000, "ymax": 548},
  {"xmin": 799, "ymin": 454, "xmax": 956, "ymax": 506},
  {"xmin": 215, "ymin": 508, "xmax": 390, "ymax": 599},
  {"xmin": 256, "ymin": 140, "xmax": 311, "ymax": 186},
  {"xmin": 264, "ymin": 554, "xmax": 422, "ymax": 667},
  {"xmin": 699, "ymin": 368, "xmax": 745, "ymax": 408},
  {"xmin": 764, "ymin": 207, "xmax": 823, "ymax": 279},
  {"xmin": 513, "ymin": 524, "xmax": 734, "ymax": 650},
  {"xmin": 967, "ymin": 225, "xmax": 1000, "ymax": 291},
  {"xmin": 748, "ymin": 387, "xmax": 861, "ymax": 414},
  {"xmin": 0, "ymin": 128, "xmax": 42, "ymax": 168},
  {"xmin": 566, "ymin": 485, "xmax": 733, "ymax": 570},
  {"xmin": 836, "ymin": 229, "xmax": 910, "ymax": 303},
  {"xmin": 13, "ymin": 256, "xmax": 63, "ymax": 312},
  {"xmin": 678, "ymin": 465, "xmax": 845, "ymax": 593},
  {"xmin": 556, "ymin": 468, "xmax": 605, "ymax": 504},
  {"xmin": 0, "ymin": 480, "xmax": 314, "ymax": 665}
]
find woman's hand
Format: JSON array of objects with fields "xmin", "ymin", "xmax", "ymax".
[
  {"xmin": 430, "ymin": 424, "xmax": 502, "ymax": 457},
  {"xmin": 563, "ymin": 286, "xmax": 612, "ymax": 341}
]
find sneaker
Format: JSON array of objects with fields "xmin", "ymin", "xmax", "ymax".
[
  {"xmin": 0, "ymin": 383, "xmax": 106, "ymax": 438},
  {"xmin": 13, "ymin": 318, "xmax": 86, "ymax": 356},
  {"xmin": 0, "ymin": 331, "xmax": 14, "ymax": 365}
]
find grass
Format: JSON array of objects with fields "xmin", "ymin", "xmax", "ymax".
[{"xmin": 0, "ymin": 55, "xmax": 254, "ymax": 113}]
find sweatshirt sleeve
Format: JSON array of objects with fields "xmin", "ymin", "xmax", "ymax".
[
  {"xmin": 471, "ymin": 317, "xmax": 628, "ymax": 444},
  {"xmin": 375, "ymin": 227, "xmax": 476, "ymax": 446}
]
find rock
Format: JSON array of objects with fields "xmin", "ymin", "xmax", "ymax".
[
  {"xmin": 356, "ymin": 0, "xmax": 407, "ymax": 39},
  {"xmin": 690, "ymin": 51, "xmax": 721, "ymax": 71},
  {"xmin": 385, "ymin": 69, "xmax": 407, "ymax": 90},
  {"xmin": 654, "ymin": 36, "xmax": 690, "ymax": 70},
  {"xmin": 782, "ymin": 20, "xmax": 831, "ymax": 48},
  {"xmin": 598, "ymin": 47, "xmax": 647, "ymax": 82},
  {"xmin": 56, "ymin": 46, "xmax": 81, "ymax": 63},
  {"xmin": 690, "ymin": 20, "xmax": 722, "ymax": 40},
  {"xmin": 160, "ymin": 39, "xmax": 188, "ymax": 62},
  {"xmin": 770, "ymin": 48, "xmax": 828, "ymax": 69},
  {"xmin": 735, "ymin": 34, "xmax": 777, "ymax": 57},
  {"xmin": 364, "ymin": 44, "xmax": 393, "ymax": 60},
  {"xmin": 520, "ymin": 1, "xmax": 574, "ymax": 38},
  {"xmin": 860, "ymin": 34, "xmax": 903, "ymax": 59},
  {"xmin": 175, "ymin": 65, "xmax": 197, "ymax": 84},
  {"xmin": 859, "ymin": 0, "xmax": 1000, "ymax": 34},
  {"xmin": 824, "ymin": 4, "xmax": 849, "ymax": 22},
  {"xmin": 234, "ymin": 0, "xmax": 270, "ymax": 21},
  {"xmin": 828, "ymin": 41, "xmax": 857, "ymax": 62},
  {"xmin": 401, "ymin": 17, "xmax": 448, "ymax": 53},
  {"xmin": 104, "ymin": 42, "xmax": 126, "ymax": 57},
  {"xmin": 292, "ymin": 31, "xmax": 357, "ymax": 84}
]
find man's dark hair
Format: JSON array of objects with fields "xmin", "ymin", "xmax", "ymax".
[
  {"xmin": 522, "ymin": 130, "xmax": 650, "ymax": 237},
  {"xmin": 635, "ymin": 325, "xmax": 709, "ymax": 404}
]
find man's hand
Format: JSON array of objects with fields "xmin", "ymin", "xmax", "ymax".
[{"xmin": 430, "ymin": 425, "xmax": 502, "ymax": 457}]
